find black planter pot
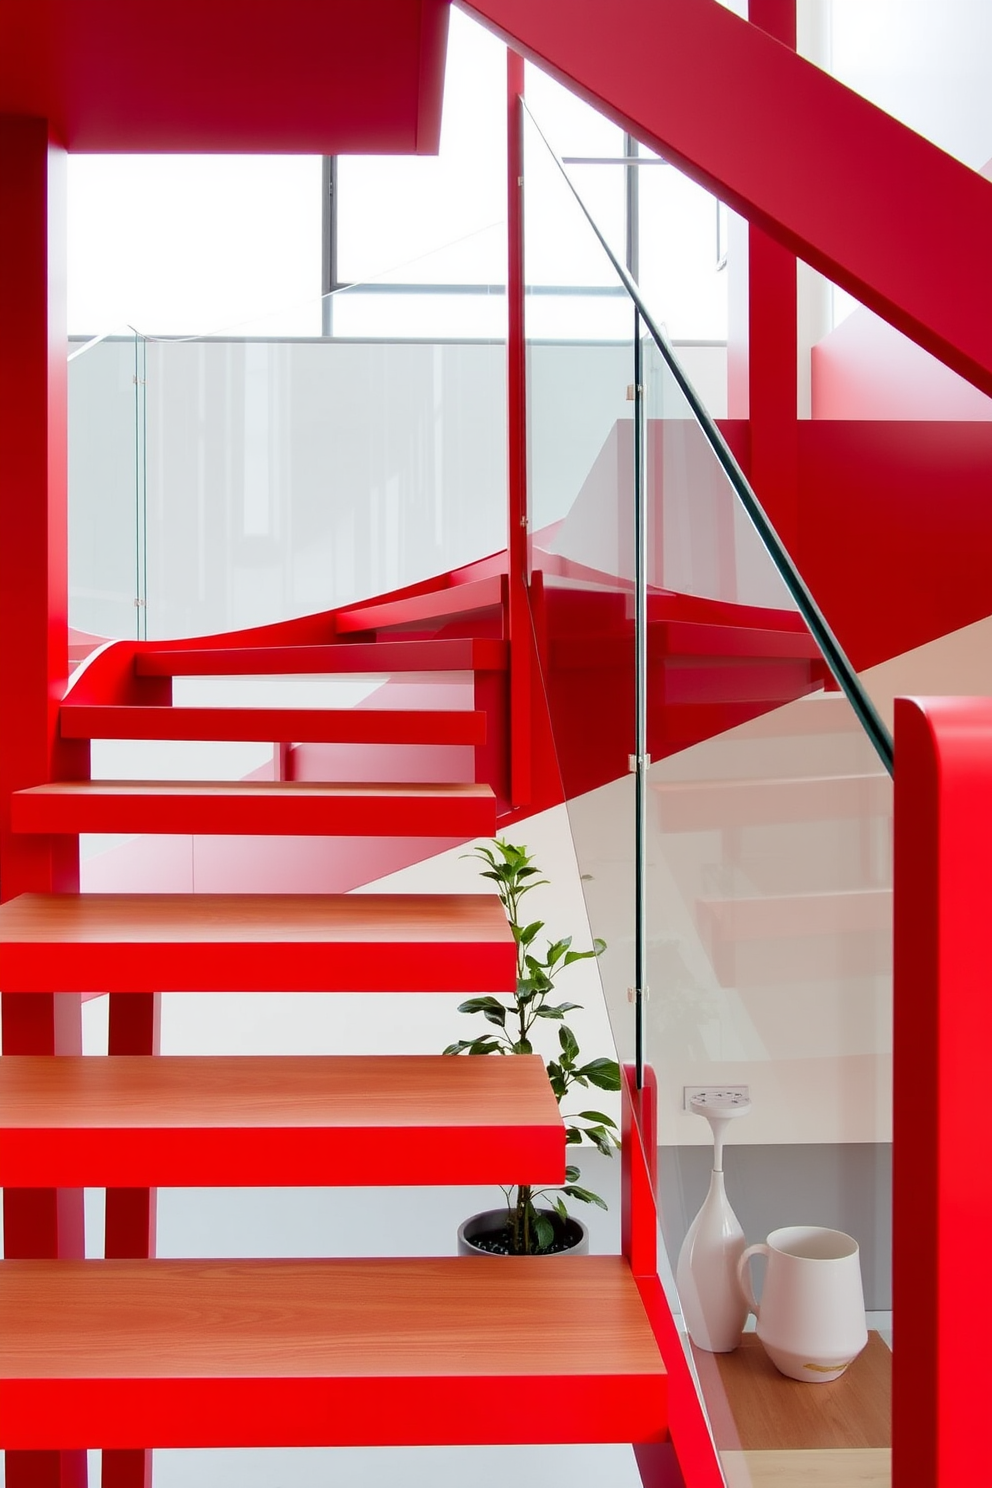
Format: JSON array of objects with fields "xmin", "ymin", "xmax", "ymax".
[{"xmin": 457, "ymin": 1206, "xmax": 590, "ymax": 1256}]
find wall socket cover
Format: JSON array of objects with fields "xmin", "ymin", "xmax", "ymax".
[{"xmin": 683, "ymin": 1084, "xmax": 750, "ymax": 1111}]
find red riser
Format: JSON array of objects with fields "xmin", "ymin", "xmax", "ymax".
[
  {"xmin": 0, "ymin": 1374, "xmax": 665, "ymax": 1449},
  {"xmin": 133, "ymin": 639, "xmax": 508, "ymax": 677},
  {"xmin": 0, "ymin": 1125, "xmax": 564, "ymax": 1188},
  {"xmin": 11, "ymin": 781, "xmax": 497, "ymax": 838},
  {"xmin": 60, "ymin": 706, "xmax": 486, "ymax": 746}
]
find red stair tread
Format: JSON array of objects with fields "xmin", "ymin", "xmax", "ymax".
[
  {"xmin": 0, "ymin": 1054, "xmax": 564, "ymax": 1187},
  {"xmin": 60, "ymin": 705, "xmax": 486, "ymax": 745},
  {"xmin": 336, "ymin": 575, "xmax": 503, "ymax": 633},
  {"xmin": 0, "ymin": 892, "xmax": 515, "ymax": 992},
  {"xmin": 0, "ymin": 1257, "xmax": 667, "ymax": 1448},
  {"xmin": 133, "ymin": 638, "xmax": 508, "ymax": 676},
  {"xmin": 11, "ymin": 779, "xmax": 496, "ymax": 838}
]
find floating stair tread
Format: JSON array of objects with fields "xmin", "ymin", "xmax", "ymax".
[
  {"xmin": 336, "ymin": 575, "xmax": 503, "ymax": 633},
  {"xmin": 0, "ymin": 892, "xmax": 515, "ymax": 992},
  {"xmin": 699, "ymin": 888, "xmax": 892, "ymax": 940},
  {"xmin": 653, "ymin": 773, "xmax": 892, "ymax": 831},
  {"xmin": 0, "ymin": 1257, "xmax": 667, "ymax": 1448},
  {"xmin": 60, "ymin": 705, "xmax": 486, "ymax": 746},
  {"xmin": 134, "ymin": 638, "xmax": 508, "ymax": 677},
  {"xmin": 0, "ymin": 1054, "xmax": 563, "ymax": 1187},
  {"xmin": 11, "ymin": 780, "xmax": 496, "ymax": 838}
]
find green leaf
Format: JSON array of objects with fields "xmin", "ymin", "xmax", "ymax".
[
  {"xmin": 553, "ymin": 1196, "xmax": 569, "ymax": 1222},
  {"xmin": 564, "ymin": 1165, "xmax": 581, "ymax": 1183},
  {"xmin": 468, "ymin": 1038, "xmax": 501, "ymax": 1056},
  {"xmin": 457, "ymin": 995, "xmax": 507, "ymax": 1015},
  {"xmin": 577, "ymin": 1058, "xmax": 622, "ymax": 1090},
  {"xmin": 519, "ymin": 920, "xmax": 543, "ymax": 947},
  {"xmin": 546, "ymin": 936, "xmax": 572, "ymax": 967},
  {"xmin": 533, "ymin": 1006, "xmax": 564, "ymax": 1019},
  {"xmin": 482, "ymin": 1006, "xmax": 506, "ymax": 1027},
  {"xmin": 547, "ymin": 1001, "xmax": 582, "ymax": 1014},
  {"xmin": 533, "ymin": 1213, "xmax": 555, "ymax": 1251},
  {"xmin": 558, "ymin": 1025, "xmax": 579, "ymax": 1063},
  {"xmin": 511, "ymin": 1038, "xmax": 533, "ymax": 1055},
  {"xmin": 565, "ymin": 1128, "xmax": 582, "ymax": 1145},
  {"xmin": 563, "ymin": 1185, "xmax": 609, "ymax": 1210},
  {"xmin": 577, "ymin": 1111, "xmax": 618, "ymax": 1127}
]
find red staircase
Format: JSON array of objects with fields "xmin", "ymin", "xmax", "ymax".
[{"xmin": 0, "ymin": 596, "xmax": 672, "ymax": 1473}]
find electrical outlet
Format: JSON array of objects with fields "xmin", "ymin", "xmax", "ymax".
[{"xmin": 683, "ymin": 1084, "xmax": 749, "ymax": 1111}]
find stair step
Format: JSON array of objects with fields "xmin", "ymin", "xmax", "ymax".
[
  {"xmin": 0, "ymin": 1055, "xmax": 561, "ymax": 1187},
  {"xmin": 11, "ymin": 780, "xmax": 496, "ymax": 837},
  {"xmin": 60, "ymin": 705, "xmax": 486, "ymax": 746},
  {"xmin": 697, "ymin": 888, "xmax": 892, "ymax": 986},
  {"xmin": 336, "ymin": 575, "xmax": 504, "ymax": 633},
  {"xmin": 0, "ymin": 892, "xmax": 515, "ymax": 992},
  {"xmin": 134, "ymin": 638, "xmax": 508, "ymax": 677},
  {"xmin": 0, "ymin": 1257, "xmax": 667, "ymax": 1449},
  {"xmin": 654, "ymin": 773, "xmax": 892, "ymax": 832}
]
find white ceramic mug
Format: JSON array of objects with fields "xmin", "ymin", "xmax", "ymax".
[{"xmin": 736, "ymin": 1225, "xmax": 868, "ymax": 1383}]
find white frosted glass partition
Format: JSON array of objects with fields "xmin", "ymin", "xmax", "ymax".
[
  {"xmin": 69, "ymin": 339, "xmax": 507, "ymax": 640},
  {"xmin": 69, "ymin": 338, "xmax": 140, "ymax": 639}
]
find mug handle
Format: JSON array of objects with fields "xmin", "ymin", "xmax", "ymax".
[{"xmin": 737, "ymin": 1243, "xmax": 770, "ymax": 1320}]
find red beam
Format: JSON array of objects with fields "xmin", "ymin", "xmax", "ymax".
[
  {"xmin": 460, "ymin": 0, "xmax": 992, "ymax": 397},
  {"xmin": 893, "ymin": 698, "xmax": 992, "ymax": 1488},
  {"xmin": 0, "ymin": 114, "xmax": 87, "ymax": 1488},
  {"xmin": 507, "ymin": 48, "xmax": 532, "ymax": 806}
]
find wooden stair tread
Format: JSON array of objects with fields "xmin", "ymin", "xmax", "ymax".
[
  {"xmin": 0, "ymin": 1055, "xmax": 563, "ymax": 1187},
  {"xmin": 11, "ymin": 779, "xmax": 496, "ymax": 838},
  {"xmin": 0, "ymin": 1257, "xmax": 667, "ymax": 1448},
  {"xmin": 0, "ymin": 892, "xmax": 515, "ymax": 992},
  {"xmin": 134, "ymin": 638, "xmax": 508, "ymax": 677},
  {"xmin": 60, "ymin": 705, "xmax": 486, "ymax": 746}
]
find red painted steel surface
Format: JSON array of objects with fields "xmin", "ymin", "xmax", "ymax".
[
  {"xmin": 335, "ymin": 574, "xmax": 504, "ymax": 632},
  {"xmin": 0, "ymin": 0, "xmax": 448, "ymax": 154},
  {"xmin": 464, "ymin": 0, "xmax": 992, "ymax": 397},
  {"xmin": 0, "ymin": 114, "xmax": 88, "ymax": 1488},
  {"xmin": 60, "ymin": 704, "xmax": 487, "ymax": 746},
  {"xmin": 0, "ymin": 892, "xmax": 516, "ymax": 993},
  {"xmin": 11, "ymin": 779, "xmax": 497, "ymax": 838},
  {"xmin": 506, "ymin": 49, "xmax": 532, "ymax": 806},
  {"xmin": 893, "ymin": 698, "xmax": 992, "ymax": 1488},
  {"xmin": 134, "ymin": 637, "xmax": 508, "ymax": 676},
  {"xmin": 622, "ymin": 1071, "xmax": 725, "ymax": 1488}
]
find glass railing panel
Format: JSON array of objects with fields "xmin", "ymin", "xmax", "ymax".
[
  {"xmin": 68, "ymin": 331, "xmax": 143, "ymax": 641},
  {"xmin": 523, "ymin": 103, "xmax": 638, "ymax": 1107},
  {"xmin": 65, "ymin": 229, "xmax": 509, "ymax": 642},
  {"xmin": 525, "ymin": 100, "xmax": 894, "ymax": 1480}
]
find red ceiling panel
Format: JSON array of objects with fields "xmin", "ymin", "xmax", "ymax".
[{"xmin": 0, "ymin": 0, "xmax": 449, "ymax": 153}]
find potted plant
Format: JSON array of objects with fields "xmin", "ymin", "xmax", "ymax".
[{"xmin": 445, "ymin": 838, "xmax": 621, "ymax": 1255}]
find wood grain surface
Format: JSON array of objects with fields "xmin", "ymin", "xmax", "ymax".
[
  {"xmin": 721, "ymin": 1448, "xmax": 890, "ymax": 1487},
  {"xmin": 0, "ymin": 1257, "xmax": 668, "ymax": 1450},
  {"xmin": 0, "ymin": 892, "xmax": 516, "ymax": 992},
  {"xmin": 693, "ymin": 1332, "xmax": 890, "ymax": 1451},
  {"xmin": 0, "ymin": 1054, "xmax": 565, "ymax": 1186}
]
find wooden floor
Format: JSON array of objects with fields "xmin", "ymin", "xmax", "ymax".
[
  {"xmin": 0, "ymin": 1256, "xmax": 667, "ymax": 1449},
  {"xmin": 0, "ymin": 1053, "xmax": 565, "ymax": 1186}
]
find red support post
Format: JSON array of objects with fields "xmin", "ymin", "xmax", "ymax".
[
  {"xmin": 506, "ymin": 46, "xmax": 531, "ymax": 806},
  {"xmin": 0, "ymin": 114, "xmax": 88, "ymax": 1488},
  {"xmin": 622, "ymin": 1068, "xmax": 723, "ymax": 1488},
  {"xmin": 728, "ymin": 0, "xmax": 799, "ymax": 551},
  {"xmin": 893, "ymin": 698, "xmax": 992, "ymax": 1488}
]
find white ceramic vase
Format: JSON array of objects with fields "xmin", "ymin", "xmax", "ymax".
[
  {"xmin": 676, "ymin": 1168, "xmax": 747, "ymax": 1351},
  {"xmin": 676, "ymin": 1089, "xmax": 751, "ymax": 1352}
]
